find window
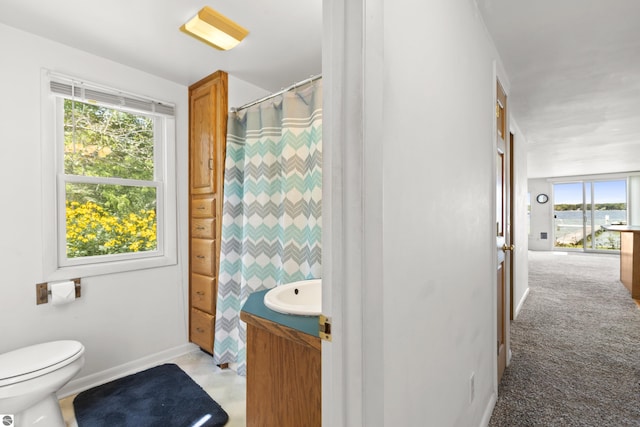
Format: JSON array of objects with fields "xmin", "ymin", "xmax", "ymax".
[
  {"xmin": 553, "ymin": 179, "xmax": 627, "ymax": 251},
  {"xmin": 43, "ymin": 72, "xmax": 177, "ymax": 278}
]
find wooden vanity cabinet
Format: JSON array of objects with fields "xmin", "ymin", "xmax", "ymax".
[
  {"xmin": 188, "ymin": 70, "xmax": 228, "ymax": 353},
  {"xmin": 241, "ymin": 310, "xmax": 321, "ymax": 427},
  {"xmin": 616, "ymin": 227, "xmax": 640, "ymax": 298}
]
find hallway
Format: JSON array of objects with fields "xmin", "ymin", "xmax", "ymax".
[{"xmin": 490, "ymin": 251, "xmax": 640, "ymax": 426}]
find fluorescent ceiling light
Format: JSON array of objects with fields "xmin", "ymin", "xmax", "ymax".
[{"xmin": 180, "ymin": 6, "xmax": 249, "ymax": 51}]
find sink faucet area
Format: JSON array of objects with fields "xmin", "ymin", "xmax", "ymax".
[{"xmin": 263, "ymin": 279, "xmax": 321, "ymax": 316}]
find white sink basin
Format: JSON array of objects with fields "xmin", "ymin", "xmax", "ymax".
[{"xmin": 263, "ymin": 279, "xmax": 321, "ymax": 316}]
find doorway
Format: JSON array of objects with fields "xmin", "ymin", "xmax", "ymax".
[
  {"xmin": 496, "ymin": 79, "xmax": 510, "ymax": 384},
  {"xmin": 553, "ymin": 179, "xmax": 627, "ymax": 252}
]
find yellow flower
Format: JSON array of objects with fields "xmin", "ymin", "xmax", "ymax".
[{"xmin": 66, "ymin": 200, "xmax": 157, "ymax": 257}]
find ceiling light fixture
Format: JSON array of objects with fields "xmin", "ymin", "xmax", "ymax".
[{"xmin": 180, "ymin": 6, "xmax": 249, "ymax": 51}]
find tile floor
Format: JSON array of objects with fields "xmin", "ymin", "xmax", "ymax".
[{"xmin": 59, "ymin": 350, "xmax": 246, "ymax": 427}]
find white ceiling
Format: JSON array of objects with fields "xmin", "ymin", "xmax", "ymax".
[
  {"xmin": 3, "ymin": 1, "xmax": 639, "ymax": 179},
  {"xmin": 0, "ymin": 0, "xmax": 322, "ymax": 92},
  {"xmin": 479, "ymin": 0, "xmax": 640, "ymax": 179}
]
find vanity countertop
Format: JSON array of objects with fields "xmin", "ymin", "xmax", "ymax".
[
  {"xmin": 603, "ymin": 225, "xmax": 640, "ymax": 232},
  {"xmin": 241, "ymin": 289, "xmax": 319, "ymax": 338}
]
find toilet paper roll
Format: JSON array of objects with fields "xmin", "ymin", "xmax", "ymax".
[{"xmin": 51, "ymin": 281, "xmax": 76, "ymax": 306}]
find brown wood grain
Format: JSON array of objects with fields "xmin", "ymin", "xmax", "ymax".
[
  {"xmin": 190, "ymin": 308, "xmax": 215, "ymax": 352},
  {"xmin": 191, "ymin": 274, "xmax": 215, "ymax": 313},
  {"xmin": 243, "ymin": 312, "xmax": 321, "ymax": 427},
  {"xmin": 188, "ymin": 71, "xmax": 228, "ymax": 352},
  {"xmin": 241, "ymin": 311, "xmax": 321, "ymax": 351},
  {"xmin": 619, "ymin": 230, "xmax": 640, "ymax": 298}
]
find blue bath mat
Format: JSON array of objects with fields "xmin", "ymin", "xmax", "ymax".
[{"xmin": 73, "ymin": 363, "xmax": 228, "ymax": 427}]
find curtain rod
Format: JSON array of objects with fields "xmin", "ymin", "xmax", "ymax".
[{"xmin": 231, "ymin": 74, "xmax": 322, "ymax": 113}]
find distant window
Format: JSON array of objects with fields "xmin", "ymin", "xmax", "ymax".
[{"xmin": 44, "ymin": 73, "xmax": 177, "ymax": 277}]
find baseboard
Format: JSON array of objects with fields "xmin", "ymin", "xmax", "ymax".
[
  {"xmin": 57, "ymin": 343, "xmax": 200, "ymax": 398},
  {"xmin": 514, "ymin": 287, "xmax": 530, "ymax": 318},
  {"xmin": 479, "ymin": 391, "xmax": 497, "ymax": 427}
]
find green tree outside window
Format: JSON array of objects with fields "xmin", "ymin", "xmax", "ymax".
[{"xmin": 63, "ymin": 100, "xmax": 157, "ymax": 258}]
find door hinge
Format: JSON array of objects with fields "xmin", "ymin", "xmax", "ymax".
[{"xmin": 319, "ymin": 314, "xmax": 332, "ymax": 342}]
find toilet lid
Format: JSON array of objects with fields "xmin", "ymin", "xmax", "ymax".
[{"xmin": 0, "ymin": 340, "xmax": 84, "ymax": 382}]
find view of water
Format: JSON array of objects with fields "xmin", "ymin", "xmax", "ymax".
[
  {"xmin": 554, "ymin": 209, "xmax": 626, "ymax": 250},
  {"xmin": 554, "ymin": 209, "xmax": 627, "ymax": 225}
]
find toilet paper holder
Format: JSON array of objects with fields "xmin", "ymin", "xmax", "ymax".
[{"xmin": 36, "ymin": 279, "xmax": 82, "ymax": 305}]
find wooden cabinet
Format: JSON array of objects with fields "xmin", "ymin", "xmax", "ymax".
[
  {"xmin": 188, "ymin": 71, "xmax": 228, "ymax": 353},
  {"xmin": 616, "ymin": 227, "xmax": 640, "ymax": 299},
  {"xmin": 241, "ymin": 310, "xmax": 321, "ymax": 427}
]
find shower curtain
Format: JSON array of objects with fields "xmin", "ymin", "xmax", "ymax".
[{"xmin": 213, "ymin": 79, "xmax": 322, "ymax": 374}]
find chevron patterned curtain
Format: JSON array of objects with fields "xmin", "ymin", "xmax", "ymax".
[{"xmin": 213, "ymin": 80, "xmax": 322, "ymax": 374}]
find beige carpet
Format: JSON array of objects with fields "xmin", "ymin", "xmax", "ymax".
[{"xmin": 490, "ymin": 251, "xmax": 640, "ymax": 426}]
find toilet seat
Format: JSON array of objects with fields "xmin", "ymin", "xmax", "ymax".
[{"xmin": 0, "ymin": 340, "xmax": 84, "ymax": 387}]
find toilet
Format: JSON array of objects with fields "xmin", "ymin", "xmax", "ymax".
[{"xmin": 0, "ymin": 340, "xmax": 85, "ymax": 427}]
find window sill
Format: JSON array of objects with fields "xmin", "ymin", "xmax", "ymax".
[{"xmin": 45, "ymin": 254, "xmax": 177, "ymax": 281}]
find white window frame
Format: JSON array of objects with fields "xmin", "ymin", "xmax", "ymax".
[{"xmin": 41, "ymin": 70, "xmax": 177, "ymax": 280}]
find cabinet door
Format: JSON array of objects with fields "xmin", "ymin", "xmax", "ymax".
[{"xmin": 190, "ymin": 83, "xmax": 216, "ymax": 195}]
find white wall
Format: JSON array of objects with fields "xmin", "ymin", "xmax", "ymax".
[
  {"xmin": 228, "ymin": 77, "xmax": 269, "ymax": 110},
  {"xmin": 628, "ymin": 176, "xmax": 640, "ymax": 226},
  {"xmin": 323, "ymin": 1, "xmax": 535, "ymax": 423},
  {"xmin": 0, "ymin": 23, "xmax": 267, "ymax": 392},
  {"xmin": 379, "ymin": 1, "xmax": 508, "ymax": 425},
  {"xmin": 0, "ymin": 22, "xmax": 189, "ymax": 383},
  {"xmin": 528, "ymin": 179, "xmax": 554, "ymax": 251}
]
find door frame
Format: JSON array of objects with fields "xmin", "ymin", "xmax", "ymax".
[
  {"xmin": 509, "ymin": 132, "xmax": 516, "ymax": 320},
  {"xmin": 495, "ymin": 74, "xmax": 512, "ymax": 389},
  {"xmin": 322, "ymin": 0, "xmax": 384, "ymax": 425}
]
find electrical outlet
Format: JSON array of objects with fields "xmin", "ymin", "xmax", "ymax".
[{"xmin": 469, "ymin": 372, "xmax": 475, "ymax": 404}]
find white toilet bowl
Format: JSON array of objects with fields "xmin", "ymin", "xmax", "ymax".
[{"xmin": 0, "ymin": 340, "xmax": 85, "ymax": 427}]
